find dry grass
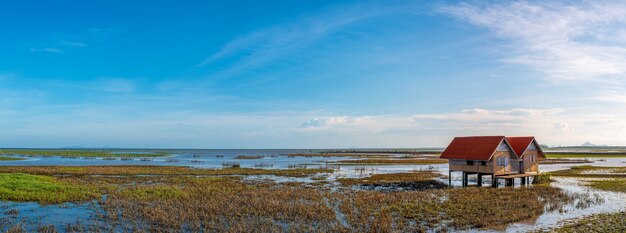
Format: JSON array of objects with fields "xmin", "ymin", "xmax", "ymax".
[{"xmin": 92, "ymin": 177, "xmax": 576, "ymax": 232}]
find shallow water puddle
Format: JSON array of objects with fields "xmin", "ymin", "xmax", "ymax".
[
  {"xmin": 0, "ymin": 201, "xmax": 98, "ymax": 231},
  {"xmin": 501, "ymin": 177, "xmax": 626, "ymax": 232}
]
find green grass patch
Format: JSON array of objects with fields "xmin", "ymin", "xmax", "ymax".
[
  {"xmin": 0, "ymin": 156, "xmax": 24, "ymax": 161},
  {"xmin": 550, "ymin": 165, "xmax": 626, "ymax": 178},
  {"xmin": 0, "ymin": 173, "xmax": 99, "ymax": 204},
  {"xmin": 0, "ymin": 149, "xmax": 170, "ymax": 158},
  {"xmin": 586, "ymin": 179, "xmax": 626, "ymax": 193}
]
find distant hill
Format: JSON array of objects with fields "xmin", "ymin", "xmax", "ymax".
[{"xmin": 581, "ymin": 141, "xmax": 607, "ymax": 147}]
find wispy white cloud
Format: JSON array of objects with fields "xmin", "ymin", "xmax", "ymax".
[
  {"xmin": 59, "ymin": 40, "xmax": 87, "ymax": 47},
  {"xmin": 197, "ymin": 2, "xmax": 419, "ymax": 77},
  {"xmin": 439, "ymin": 1, "xmax": 626, "ymax": 81},
  {"xmin": 30, "ymin": 47, "xmax": 63, "ymax": 53},
  {"xmin": 296, "ymin": 108, "xmax": 626, "ymax": 146}
]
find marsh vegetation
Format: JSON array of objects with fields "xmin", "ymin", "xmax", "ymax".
[
  {"xmin": 1, "ymin": 149, "xmax": 625, "ymax": 232},
  {"xmin": 0, "ymin": 162, "xmax": 616, "ymax": 232}
]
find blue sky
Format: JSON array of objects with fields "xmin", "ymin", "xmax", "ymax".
[{"xmin": 2, "ymin": 0, "xmax": 626, "ymax": 148}]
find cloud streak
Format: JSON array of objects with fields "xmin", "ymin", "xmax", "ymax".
[
  {"xmin": 439, "ymin": 1, "xmax": 626, "ymax": 81},
  {"xmin": 197, "ymin": 1, "xmax": 419, "ymax": 78}
]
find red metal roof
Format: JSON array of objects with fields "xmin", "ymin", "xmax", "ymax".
[
  {"xmin": 439, "ymin": 136, "xmax": 507, "ymax": 160},
  {"xmin": 506, "ymin": 136, "xmax": 536, "ymax": 157}
]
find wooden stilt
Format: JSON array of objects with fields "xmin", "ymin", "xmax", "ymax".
[
  {"xmin": 462, "ymin": 172, "xmax": 468, "ymax": 187},
  {"xmin": 476, "ymin": 173, "xmax": 482, "ymax": 187},
  {"xmin": 521, "ymin": 176, "xmax": 526, "ymax": 185},
  {"xmin": 448, "ymin": 170, "xmax": 452, "ymax": 187},
  {"xmin": 491, "ymin": 175, "xmax": 497, "ymax": 188},
  {"xmin": 506, "ymin": 178, "xmax": 513, "ymax": 186}
]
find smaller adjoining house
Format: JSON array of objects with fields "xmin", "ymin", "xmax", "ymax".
[
  {"xmin": 440, "ymin": 136, "xmax": 545, "ymax": 187},
  {"xmin": 506, "ymin": 136, "xmax": 545, "ymax": 174}
]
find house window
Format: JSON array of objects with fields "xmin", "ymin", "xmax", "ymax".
[
  {"xmin": 530, "ymin": 154, "xmax": 535, "ymax": 163},
  {"xmin": 467, "ymin": 161, "xmax": 474, "ymax": 165},
  {"xmin": 497, "ymin": 157, "xmax": 508, "ymax": 166},
  {"xmin": 481, "ymin": 161, "xmax": 487, "ymax": 166}
]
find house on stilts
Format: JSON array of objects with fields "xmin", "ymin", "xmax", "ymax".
[{"xmin": 440, "ymin": 136, "xmax": 545, "ymax": 187}]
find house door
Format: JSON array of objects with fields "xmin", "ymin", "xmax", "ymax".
[{"xmin": 519, "ymin": 161, "xmax": 525, "ymax": 174}]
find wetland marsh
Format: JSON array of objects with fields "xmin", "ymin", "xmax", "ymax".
[{"xmin": 0, "ymin": 148, "xmax": 625, "ymax": 232}]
